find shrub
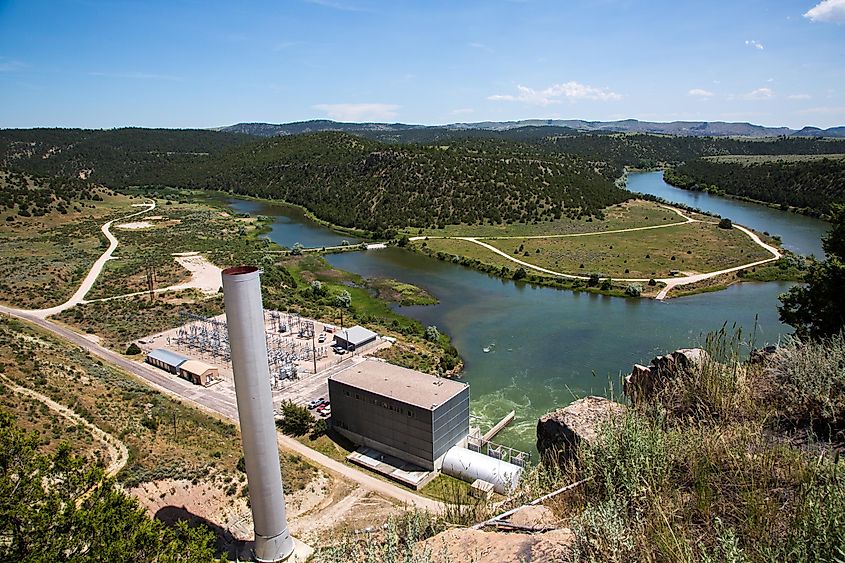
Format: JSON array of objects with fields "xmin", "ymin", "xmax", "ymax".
[
  {"xmin": 769, "ymin": 333, "xmax": 845, "ymax": 432},
  {"xmin": 625, "ymin": 284, "xmax": 642, "ymax": 297},
  {"xmin": 125, "ymin": 342, "xmax": 141, "ymax": 355},
  {"xmin": 718, "ymin": 218, "xmax": 733, "ymax": 229},
  {"xmin": 276, "ymin": 400, "xmax": 314, "ymax": 436}
]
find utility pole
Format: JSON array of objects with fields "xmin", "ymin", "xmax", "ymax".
[{"xmin": 311, "ymin": 328, "xmax": 317, "ymax": 374}]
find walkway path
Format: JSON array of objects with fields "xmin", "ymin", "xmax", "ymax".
[
  {"xmin": 411, "ymin": 205, "xmax": 781, "ymax": 300},
  {"xmin": 0, "ymin": 372, "xmax": 129, "ymax": 476},
  {"xmin": 26, "ymin": 200, "xmax": 156, "ymax": 318}
]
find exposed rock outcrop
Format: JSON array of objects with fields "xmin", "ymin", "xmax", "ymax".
[
  {"xmin": 536, "ymin": 396, "xmax": 627, "ymax": 463},
  {"xmin": 624, "ymin": 348, "xmax": 709, "ymax": 404}
]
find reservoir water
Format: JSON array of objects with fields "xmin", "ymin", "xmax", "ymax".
[
  {"xmin": 627, "ymin": 171, "xmax": 829, "ymax": 257},
  {"xmin": 228, "ymin": 171, "xmax": 829, "ymax": 455}
]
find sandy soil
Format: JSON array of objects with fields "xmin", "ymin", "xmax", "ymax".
[
  {"xmin": 418, "ymin": 527, "xmax": 575, "ymax": 562},
  {"xmin": 115, "ymin": 221, "xmax": 153, "ymax": 230},
  {"xmin": 169, "ymin": 254, "xmax": 223, "ymax": 295},
  {"xmin": 131, "ymin": 471, "xmax": 403, "ymax": 548}
]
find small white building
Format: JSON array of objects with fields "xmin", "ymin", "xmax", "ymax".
[{"xmin": 333, "ymin": 325, "xmax": 378, "ymax": 351}]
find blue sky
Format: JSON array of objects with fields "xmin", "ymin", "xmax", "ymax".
[{"xmin": 1, "ymin": 0, "xmax": 843, "ymax": 129}]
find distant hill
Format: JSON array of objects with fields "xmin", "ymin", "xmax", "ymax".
[
  {"xmin": 219, "ymin": 119, "xmax": 845, "ymax": 139},
  {"xmin": 3, "ymin": 126, "xmax": 845, "ymax": 230}
]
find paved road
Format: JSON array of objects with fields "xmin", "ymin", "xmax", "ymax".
[
  {"xmin": 0, "ymin": 306, "xmax": 441, "ymax": 511},
  {"xmin": 26, "ymin": 201, "xmax": 156, "ymax": 318}
]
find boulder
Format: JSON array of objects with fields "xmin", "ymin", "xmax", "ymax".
[
  {"xmin": 536, "ymin": 396, "xmax": 627, "ymax": 463},
  {"xmin": 624, "ymin": 347, "xmax": 709, "ymax": 404}
]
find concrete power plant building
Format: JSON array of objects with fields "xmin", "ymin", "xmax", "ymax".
[
  {"xmin": 222, "ymin": 266, "xmax": 294, "ymax": 563},
  {"xmin": 328, "ymin": 359, "xmax": 470, "ymax": 471}
]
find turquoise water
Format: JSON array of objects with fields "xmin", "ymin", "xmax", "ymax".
[{"xmin": 229, "ymin": 171, "xmax": 821, "ymax": 454}]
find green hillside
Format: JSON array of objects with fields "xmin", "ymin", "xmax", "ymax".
[
  {"xmin": 3, "ymin": 126, "xmax": 845, "ymax": 231},
  {"xmin": 665, "ymin": 156, "xmax": 845, "ymax": 217}
]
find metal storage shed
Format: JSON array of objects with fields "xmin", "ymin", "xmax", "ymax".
[
  {"xmin": 145, "ymin": 348, "xmax": 188, "ymax": 374},
  {"xmin": 333, "ymin": 325, "xmax": 378, "ymax": 351}
]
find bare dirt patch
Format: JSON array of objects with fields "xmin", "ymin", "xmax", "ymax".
[{"xmin": 115, "ymin": 221, "xmax": 153, "ymax": 230}]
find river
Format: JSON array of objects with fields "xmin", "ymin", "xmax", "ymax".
[{"xmin": 228, "ymin": 171, "xmax": 829, "ymax": 455}]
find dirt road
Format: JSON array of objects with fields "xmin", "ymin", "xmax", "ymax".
[
  {"xmin": 0, "ymin": 306, "xmax": 442, "ymax": 511},
  {"xmin": 26, "ymin": 200, "xmax": 156, "ymax": 318},
  {"xmin": 0, "ymin": 372, "xmax": 129, "ymax": 476},
  {"xmin": 411, "ymin": 205, "xmax": 782, "ymax": 300}
]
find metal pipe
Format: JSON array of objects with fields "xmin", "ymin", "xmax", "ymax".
[{"xmin": 222, "ymin": 266, "xmax": 294, "ymax": 562}]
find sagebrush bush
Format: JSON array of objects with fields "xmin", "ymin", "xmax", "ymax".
[{"xmin": 769, "ymin": 332, "xmax": 845, "ymax": 431}]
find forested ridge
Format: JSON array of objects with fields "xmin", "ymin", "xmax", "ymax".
[
  {"xmin": 0, "ymin": 170, "xmax": 112, "ymax": 217},
  {"xmin": 180, "ymin": 132, "xmax": 628, "ymax": 232},
  {"xmin": 2, "ymin": 126, "xmax": 845, "ymax": 231},
  {"xmin": 665, "ymin": 157, "xmax": 845, "ymax": 217}
]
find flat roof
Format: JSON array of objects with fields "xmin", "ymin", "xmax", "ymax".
[
  {"xmin": 147, "ymin": 348, "xmax": 188, "ymax": 367},
  {"xmin": 179, "ymin": 359, "xmax": 216, "ymax": 375},
  {"xmin": 334, "ymin": 325, "xmax": 378, "ymax": 346},
  {"xmin": 330, "ymin": 358, "xmax": 467, "ymax": 410}
]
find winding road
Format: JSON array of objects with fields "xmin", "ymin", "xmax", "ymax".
[
  {"xmin": 411, "ymin": 205, "xmax": 782, "ymax": 300},
  {"xmin": 0, "ymin": 372, "xmax": 129, "ymax": 476},
  {"xmin": 27, "ymin": 201, "xmax": 156, "ymax": 318},
  {"xmin": 1, "ymin": 199, "xmax": 441, "ymax": 511}
]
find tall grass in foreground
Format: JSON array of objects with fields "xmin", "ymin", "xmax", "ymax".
[
  {"xmin": 568, "ymin": 329, "xmax": 845, "ymax": 562},
  {"xmin": 313, "ymin": 331, "xmax": 845, "ymax": 562}
]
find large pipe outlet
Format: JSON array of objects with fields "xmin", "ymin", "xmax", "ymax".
[{"xmin": 222, "ymin": 266, "xmax": 294, "ymax": 562}]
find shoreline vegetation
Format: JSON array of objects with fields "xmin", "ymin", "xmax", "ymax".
[
  {"xmin": 662, "ymin": 159, "xmax": 845, "ymax": 220},
  {"xmin": 222, "ymin": 189, "xmax": 797, "ymax": 300}
]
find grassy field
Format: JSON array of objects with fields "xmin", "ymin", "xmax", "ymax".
[
  {"xmin": 0, "ymin": 317, "xmax": 317, "ymax": 492},
  {"xmin": 0, "ymin": 191, "xmax": 142, "ymax": 308},
  {"xmin": 482, "ymin": 221, "xmax": 772, "ymax": 278},
  {"xmin": 406, "ymin": 200, "xmax": 686, "ymax": 238},
  {"xmin": 704, "ymin": 153, "xmax": 845, "ymax": 165}
]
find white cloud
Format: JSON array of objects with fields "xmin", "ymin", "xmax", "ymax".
[
  {"xmin": 804, "ymin": 0, "xmax": 845, "ymax": 23},
  {"xmin": 797, "ymin": 105, "xmax": 845, "ymax": 115},
  {"xmin": 741, "ymin": 87, "xmax": 774, "ymax": 100},
  {"xmin": 468, "ymin": 42, "xmax": 494, "ymax": 53},
  {"xmin": 488, "ymin": 81, "xmax": 622, "ymax": 106},
  {"xmin": 688, "ymin": 88, "xmax": 715, "ymax": 98},
  {"xmin": 788, "ymin": 93, "xmax": 812, "ymax": 100},
  {"xmin": 89, "ymin": 71, "xmax": 181, "ymax": 81},
  {"xmin": 312, "ymin": 103, "xmax": 400, "ymax": 121},
  {"xmin": 745, "ymin": 39, "xmax": 764, "ymax": 50},
  {"xmin": 451, "ymin": 108, "xmax": 475, "ymax": 115}
]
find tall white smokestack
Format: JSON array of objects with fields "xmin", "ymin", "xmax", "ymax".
[{"xmin": 222, "ymin": 266, "xmax": 294, "ymax": 562}]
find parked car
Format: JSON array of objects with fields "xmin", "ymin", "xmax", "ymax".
[
  {"xmin": 316, "ymin": 402, "xmax": 330, "ymax": 414},
  {"xmin": 318, "ymin": 333, "xmax": 326, "ymax": 343},
  {"xmin": 307, "ymin": 398, "xmax": 325, "ymax": 410},
  {"xmin": 320, "ymin": 406, "xmax": 331, "ymax": 417}
]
